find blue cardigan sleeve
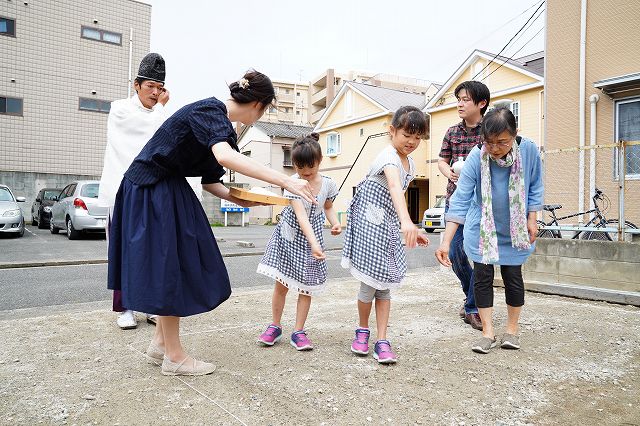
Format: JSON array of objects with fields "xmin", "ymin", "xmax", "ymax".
[
  {"xmin": 445, "ymin": 146, "xmax": 481, "ymax": 224},
  {"xmin": 525, "ymin": 141, "xmax": 544, "ymax": 212}
]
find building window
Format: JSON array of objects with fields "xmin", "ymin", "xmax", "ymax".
[
  {"xmin": 81, "ymin": 26, "xmax": 122, "ymax": 45},
  {"xmin": 615, "ymin": 98, "xmax": 640, "ymax": 178},
  {"xmin": 285, "ymin": 89, "xmax": 290, "ymax": 94},
  {"xmin": 241, "ymin": 150, "xmax": 251, "ymax": 157},
  {"xmin": 510, "ymin": 101, "xmax": 520, "ymax": 129},
  {"xmin": 0, "ymin": 96, "xmax": 23, "ymax": 115},
  {"xmin": 344, "ymin": 90, "xmax": 353, "ymax": 118},
  {"xmin": 360, "ymin": 128, "xmax": 364, "ymax": 137},
  {"xmin": 0, "ymin": 16, "xmax": 16, "ymax": 37},
  {"xmin": 268, "ymin": 106, "xmax": 277, "ymax": 114},
  {"xmin": 296, "ymin": 92, "xmax": 301, "ymax": 97},
  {"xmin": 79, "ymin": 97, "xmax": 111, "ymax": 113},
  {"xmin": 327, "ymin": 133, "xmax": 341, "ymax": 156},
  {"xmin": 296, "ymin": 110, "xmax": 300, "ymax": 115},
  {"xmin": 283, "ymin": 148, "xmax": 292, "ymax": 167}
]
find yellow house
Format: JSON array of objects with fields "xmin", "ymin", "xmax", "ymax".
[
  {"xmin": 424, "ymin": 49, "xmax": 545, "ymax": 208},
  {"xmin": 545, "ymin": 0, "xmax": 640, "ymax": 225},
  {"xmin": 313, "ymin": 81, "xmax": 439, "ymax": 224}
]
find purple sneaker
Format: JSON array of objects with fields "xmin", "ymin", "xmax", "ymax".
[
  {"xmin": 350, "ymin": 328, "xmax": 370, "ymax": 355},
  {"xmin": 258, "ymin": 324, "xmax": 282, "ymax": 346},
  {"xmin": 373, "ymin": 340, "xmax": 397, "ymax": 364},
  {"xmin": 290, "ymin": 330, "xmax": 313, "ymax": 351}
]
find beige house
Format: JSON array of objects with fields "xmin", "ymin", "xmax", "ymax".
[
  {"xmin": 313, "ymin": 81, "xmax": 439, "ymax": 224},
  {"xmin": 424, "ymin": 49, "xmax": 545, "ymax": 208},
  {"xmin": 308, "ymin": 68, "xmax": 433, "ymax": 125},
  {"xmin": 231, "ymin": 121, "xmax": 312, "ymax": 223},
  {"xmin": 263, "ymin": 79, "xmax": 309, "ymax": 125},
  {"xmin": 545, "ymin": 0, "xmax": 640, "ymax": 224}
]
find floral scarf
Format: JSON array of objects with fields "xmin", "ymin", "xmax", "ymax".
[{"xmin": 479, "ymin": 141, "xmax": 529, "ymax": 263}]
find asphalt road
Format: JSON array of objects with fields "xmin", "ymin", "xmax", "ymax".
[{"xmin": 0, "ymin": 225, "xmax": 440, "ymax": 311}]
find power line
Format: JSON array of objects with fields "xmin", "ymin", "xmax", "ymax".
[
  {"xmin": 481, "ymin": 26, "xmax": 545, "ymax": 82},
  {"xmin": 472, "ymin": 0, "xmax": 546, "ymax": 80},
  {"xmin": 503, "ymin": 6, "xmax": 545, "ymax": 57},
  {"xmin": 452, "ymin": 0, "xmax": 545, "ymax": 61}
]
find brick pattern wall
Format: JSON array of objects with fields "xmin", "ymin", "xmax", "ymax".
[
  {"xmin": 545, "ymin": 0, "xmax": 640, "ymax": 223},
  {"xmin": 0, "ymin": 0, "xmax": 151, "ymax": 177}
]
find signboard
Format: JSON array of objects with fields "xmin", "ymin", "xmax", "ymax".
[{"xmin": 220, "ymin": 199, "xmax": 249, "ymax": 213}]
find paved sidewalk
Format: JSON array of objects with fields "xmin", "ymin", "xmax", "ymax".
[
  {"xmin": 1, "ymin": 267, "xmax": 638, "ymax": 425},
  {"xmin": 0, "ymin": 225, "xmax": 345, "ymax": 269}
]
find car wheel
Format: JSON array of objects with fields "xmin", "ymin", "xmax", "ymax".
[
  {"xmin": 66, "ymin": 218, "xmax": 81, "ymax": 240},
  {"xmin": 37, "ymin": 209, "xmax": 47, "ymax": 229},
  {"xmin": 19, "ymin": 219, "xmax": 25, "ymax": 237},
  {"xmin": 50, "ymin": 218, "xmax": 60, "ymax": 234},
  {"xmin": 31, "ymin": 216, "xmax": 37, "ymax": 226}
]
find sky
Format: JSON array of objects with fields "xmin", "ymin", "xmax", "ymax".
[{"xmin": 148, "ymin": 0, "xmax": 546, "ymax": 113}]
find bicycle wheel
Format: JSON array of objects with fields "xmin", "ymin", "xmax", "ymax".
[
  {"xmin": 605, "ymin": 219, "xmax": 638, "ymax": 242},
  {"xmin": 536, "ymin": 220, "xmax": 557, "ymax": 238},
  {"xmin": 580, "ymin": 222, "xmax": 613, "ymax": 241}
]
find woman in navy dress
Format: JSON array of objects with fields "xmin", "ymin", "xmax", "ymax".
[{"xmin": 108, "ymin": 70, "xmax": 315, "ymax": 376}]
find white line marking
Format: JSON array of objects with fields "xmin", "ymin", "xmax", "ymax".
[
  {"xmin": 126, "ymin": 344, "xmax": 248, "ymax": 425},
  {"xmin": 24, "ymin": 227, "xmax": 42, "ymax": 239}
]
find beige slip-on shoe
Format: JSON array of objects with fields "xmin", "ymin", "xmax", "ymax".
[
  {"xmin": 161, "ymin": 357, "xmax": 216, "ymax": 376},
  {"xmin": 145, "ymin": 342, "xmax": 164, "ymax": 364}
]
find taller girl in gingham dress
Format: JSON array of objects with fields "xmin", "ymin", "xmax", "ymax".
[
  {"xmin": 257, "ymin": 133, "xmax": 341, "ymax": 351},
  {"xmin": 341, "ymin": 106, "xmax": 430, "ymax": 364}
]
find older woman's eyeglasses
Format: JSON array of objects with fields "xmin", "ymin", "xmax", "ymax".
[{"xmin": 484, "ymin": 138, "xmax": 514, "ymax": 149}]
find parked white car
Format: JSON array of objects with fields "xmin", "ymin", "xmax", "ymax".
[
  {"xmin": 50, "ymin": 181, "xmax": 108, "ymax": 239},
  {"xmin": 422, "ymin": 196, "xmax": 446, "ymax": 233},
  {"xmin": 0, "ymin": 184, "xmax": 26, "ymax": 237}
]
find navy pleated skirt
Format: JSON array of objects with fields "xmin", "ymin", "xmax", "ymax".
[{"xmin": 107, "ymin": 176, "xmax": 231, "ymax": 317}]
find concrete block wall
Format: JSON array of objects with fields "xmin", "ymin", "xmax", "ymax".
[
  {"xmin": 525, "ymin": 239, "xmax": 640, "ymax": 293},
  {"xmin": 496, "ymin": 239, "xmax": 640, "ymax": 306},
  {"xmin": 0, "ymin": 170, "xmax": 97, "ymax": 220}
]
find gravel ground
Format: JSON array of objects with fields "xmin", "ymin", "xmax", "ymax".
[{"xmin": 0, "ymin": 267, "xmax": 638, "ymax": 425}]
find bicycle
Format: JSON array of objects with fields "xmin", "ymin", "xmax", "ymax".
[{"xmin": 537, "ymin": 188, "xmax": 638, "ymax": 241}]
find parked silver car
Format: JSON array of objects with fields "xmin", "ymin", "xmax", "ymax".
[
  {"xmin": 50, "ymin": 181, "xmax": 108, "ymax": 239},
  {"xmin": 0, "ymin": 184, "xmax": 26, "ymax": 237},
  {"xmin": 422, "ymin": 196, "xmax": 446, "ymax": 233}
]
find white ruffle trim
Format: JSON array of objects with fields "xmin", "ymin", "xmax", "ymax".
[
  {"xmin": 340, "ymin": 257, "xmax": 403, "ymax": 290},
  {"xmin": 257, "ymin": 263, "xmax": 326, "ymax": 296}
]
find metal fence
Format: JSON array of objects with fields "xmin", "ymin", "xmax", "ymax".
[{"xmin": 538, "ymin": 139, "xmax": 640, "ymax": 242}]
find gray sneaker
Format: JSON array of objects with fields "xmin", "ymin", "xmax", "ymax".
[
  {"xmin": 471, "ymin": 336, "xmax": 497, "ymax": 354},
  {"xmin": 500, "ymin": 333, "xmax": 521, "ymax": 350}
]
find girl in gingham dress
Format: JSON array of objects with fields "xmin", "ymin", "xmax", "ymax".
[
  {"xmin": 257, "ymin": 133, "xmax": 341, "ymax": 351},
  {"xmin": 342, "ymin": 106, "xmax": 430, "ymax": 364}
]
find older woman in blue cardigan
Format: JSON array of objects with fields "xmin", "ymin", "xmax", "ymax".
[{"xmin": 436, "ymin": 107, "xmax": 543, "ymax": 354}]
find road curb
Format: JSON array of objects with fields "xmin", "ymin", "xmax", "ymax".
[{"xmin": 0, "ymin": 247, "xmax": 344, "ymax": 269}]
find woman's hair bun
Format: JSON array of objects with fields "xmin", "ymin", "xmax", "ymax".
[{"xmin": 309, "ymin": 132, "xmax": 320, "ymax": 141}]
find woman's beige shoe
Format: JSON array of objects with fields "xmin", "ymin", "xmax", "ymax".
[
  {"xmin": 145, "ymin": 342, "xmax": 165, "ymax": 364},
  {"xmin": 161, "ymin": 357, "xmax": 216, "ymax": 376}
]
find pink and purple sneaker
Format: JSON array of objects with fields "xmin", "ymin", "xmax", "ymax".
[
  {"xmin": 350, "ymin": 328, "xmax": 370, "ymax": 355},
  {"xmin": 290, "ymin": 330, "xmax": 313, "ymax": 351},
  {"xmin": 258, "ymin": 323, "xmax": 282, "ymax": 346},
  {"xmin": 373, "ymin": 340, "xmax": 397, "ymax": 364}
]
